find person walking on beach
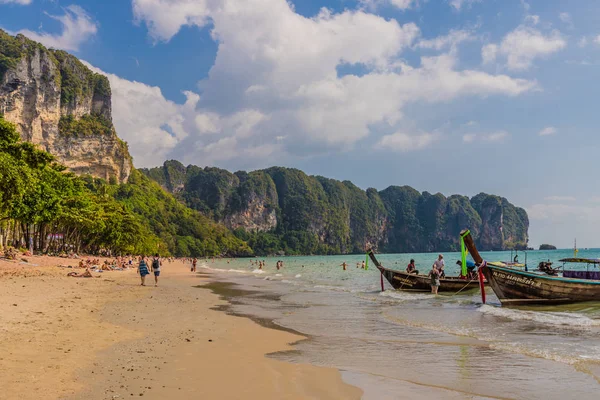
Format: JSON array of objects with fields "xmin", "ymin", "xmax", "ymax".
[
  {"xmin": 428, "ymin": 263, "xmax": 440, "ymax": 294},
  {"xmin": 434, "ymin": 254, "xmax": 445, "ymax": 278},
  {"xmin": 151, "ymin": 254, "xmax": 161, "ymax": 287},
  {"xmin": 138, "ymin": 256, "xmax": 150, "ymax": 286},
  {"xmin": 191, "ymin": 257, "xmax": 197, "ymax": 272}
]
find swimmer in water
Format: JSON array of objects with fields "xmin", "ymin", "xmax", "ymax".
[{"xmin": 340, "ymin": 262, "xmax": 347, "ymax": 271}]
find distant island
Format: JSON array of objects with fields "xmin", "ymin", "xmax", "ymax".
[{"xmin": 539, "ymin": 244, "xmax": 557, "ymax": 250}]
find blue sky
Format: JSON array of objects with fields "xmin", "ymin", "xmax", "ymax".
[{"xmin": 2, "ymin": 0, "xmax": 600, "ymax": 248}]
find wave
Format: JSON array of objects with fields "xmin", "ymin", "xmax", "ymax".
[
  {"xmin": 379, "ymin": 291, "xmax": 433, "ymax": 302},
  {"xmin": 313, "ymin": 284, "xmax": 349, "ymax": 291},
  {"xmin": 252, "ymin": 269, "xmax": 265, "ymax": 274},
  {"xmin": 489, "ymin": 341, "xmax": 600, "ymax": 365},
  {"xmin": 295, "ymin": 274, "xmax": 302, "ymax": 278},
  {"xmin": 478, "ymin": 304, "xmax": 600, "ymax": 328}
]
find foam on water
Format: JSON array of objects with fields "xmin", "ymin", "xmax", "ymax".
[
  {"xmin": 295, "ymin": 274, "xmax": 302, "ymax": 278},
  {"xmin": 489, "ymin": 341, "xmax": 600, "ymax": 365},
  {"xmin": 478, "ymin": 304, "xmax": 600, "ymax": 328},
  {"xmin": 378, "ymin": 290, "xmax": 433, "ymax": 302},
  {"xmin": 252, "ymin": 269, "xmax": 265, "ymax": 274}
]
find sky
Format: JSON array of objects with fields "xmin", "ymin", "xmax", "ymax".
[{"xmin": 1, "ymin": 0, "xmax": 600, "ymax": 248}]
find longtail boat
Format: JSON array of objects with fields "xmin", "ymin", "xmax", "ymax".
[
  {"xmin": 461, "ymin": 229, "xmax": 600, "ymax": 306},
  {"xmin": 367, "ymin": 249, "xmax": 482, "ymax": 292}
]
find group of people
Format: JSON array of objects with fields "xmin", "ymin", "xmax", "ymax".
[
  {"xmin": 137, "ymin": 254, "xmax": 162, "ymax": 286},
  {"xmin": 423, "ymin": 254, "xmax": 477, "ymax": 294},
  {"xmin": 250, "ymin": 260, "xmax": 284, "ymax": 270}
]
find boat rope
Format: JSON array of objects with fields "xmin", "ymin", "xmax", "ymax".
[{"xmin": 451, "ymin": 277, "xmax": 479, "ymax": 296}]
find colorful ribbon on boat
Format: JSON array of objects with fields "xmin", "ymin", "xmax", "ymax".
[
  {"xmin": 460, "ymin": 230, "xmax": 470, "ymax": 277},
  {"xmin": 365, "ymin": 253, "xmax": 369, "ymax": 271},
  {"xmin": 478, "ymin": 261, "xmax": 487, "ymax": 304}
]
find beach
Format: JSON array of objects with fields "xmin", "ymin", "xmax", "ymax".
[
  {"xmin": 4, "ymin": 251, "xmax": 600, "ymax": 400},
  {"xmin": 0, "ymin": 257, "xmax": 361, "ymax": 399}
]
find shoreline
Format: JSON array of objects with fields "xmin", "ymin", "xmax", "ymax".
[{"xmin": 0, "ymin": 257, "xmax": 362, "ymax": 399}]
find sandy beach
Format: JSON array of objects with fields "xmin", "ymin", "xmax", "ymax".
[{"xmin": 0, "ymin": 257, "xmax": 362, "ymax": 399}]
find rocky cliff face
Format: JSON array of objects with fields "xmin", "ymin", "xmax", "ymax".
[
  {"xmin": 0, "ymin": 31, "xmax": 131, "ymax": 182},
  {"xmin": 142, "ymin": 161, "xmax": 530, "ymax": 254}
]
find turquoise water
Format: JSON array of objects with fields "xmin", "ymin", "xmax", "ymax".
[{"xmin": 199, "ymin": 249, "xmax": 600, "ymax": 399}]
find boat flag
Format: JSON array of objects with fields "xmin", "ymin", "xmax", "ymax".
[
  {"xmin": 478, "ymin": 261, "xmax": 486, "ymax": 304},
  {"xmin": 365, "ymin": 253, "xmax": 369, "ymax": 271},
  {"xmin": 460, "ymin": 230, "xmax": 469, "ymax": 277}
]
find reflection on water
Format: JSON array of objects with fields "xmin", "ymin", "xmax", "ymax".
[{"xmin": 198, "ymin": 250, "xmax": 600, "ymax": 400}]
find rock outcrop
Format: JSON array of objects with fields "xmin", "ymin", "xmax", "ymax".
[
  {"xmin": 0, "ymin": 31, "xmax": 131, "ymax": 183},
  {"xmin": 142, "ymin": 161, "xmax": 530, "ymax": 254}
]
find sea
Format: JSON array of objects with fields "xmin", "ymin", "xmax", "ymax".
[{"xmin": 197, "ymin": 249, "xmax": 600, "ymax": 399}]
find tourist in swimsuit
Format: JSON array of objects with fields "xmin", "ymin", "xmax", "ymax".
[
  {"xmin": 138, "ymin": 257, "xmax": 150, "ymax": 286},
  {"xmin": 192, "ymin": 258, "xmax": 197, "ymax": 272},
  {"xmin": 428, "ymin": 264, "xmax": 440, "ymax": 294},
  {"xmin": 340, "ymin": 262, "xmax": 347, "ymax": 271}
]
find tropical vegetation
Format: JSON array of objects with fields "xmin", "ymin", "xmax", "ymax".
[{"xmin": 0, "ymin": 117, "xmax": 252, "ymax": 257}]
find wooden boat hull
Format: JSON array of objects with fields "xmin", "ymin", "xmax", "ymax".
[
  {"xmin": 481, "ymin": 264, "xmax": 600, "ymax": 306},
  {"xmin": 379, "ymin": 267, "xmax": 481, "ymax": 292}
]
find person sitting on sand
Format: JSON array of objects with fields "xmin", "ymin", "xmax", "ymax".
[
  {"xmin": 138, "ymin": 257, "xmax": 150, "ymax": 286},
  {"xmin": 67, "ymin": 268, "xmax": 94, "ymax": 278},
  {"xmin": 428, "ymin": 264, "xmax": 440, "ymax": 294},
  {"xmin": 406, "ymin": 259, "xmax": 417, "ymax": 274}
]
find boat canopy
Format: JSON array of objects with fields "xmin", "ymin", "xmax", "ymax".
[{"xmin": 558, "ymin": 258, "xmax": 600, "ymax": 264}]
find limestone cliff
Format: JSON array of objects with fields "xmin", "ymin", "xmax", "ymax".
[
  {"xmin": 0, "ymin": 31, "xmax": 131, "ymax": 182},
  {"xmin": 142, "ymin": 161, "xmax": 530, "ymax": 254}
]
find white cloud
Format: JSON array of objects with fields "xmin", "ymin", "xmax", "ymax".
[
  {"xmin": 132, "ymin": 0, "xmax": 210, "ymax": 43},
  {"xmin": 545, "ymin": 196, "xmax": 576, "ymax": 202},
  {"xmin": 528, "ymin": 203, "xmax": 600, "ymax": 223},
  {"xmin": 417, "ymin": 29, "xmax": 474, "ymax": 50},
  {"xmin": 481, "ymin": 43, "xmax": 498, "ymax": 64},
  {"xmin": 559, "ymin": 12, "xmax": 572, "ymax": 25},
  {"xmin": 595, "ymin": 35, "xmax": 600, "ymax": 44},
  {"xmin": 486, "ymin": 131, "xmax": 509, "ymax": 141},
  {"xmin": 462, "ymin": 133, "xmax": 477, "ymax": 143},
  {"xmin": 0, "ymin": 0, "xmax": 32, "ymax": 4},
  {"xmin": 524, "ymin": 14, "xmax": 540, "ymax": 25},
  {"xmin": 124, "ymin": 0, "xmax": 536, "ymax": 167},
  {"xmin": 578, "ymin": 37, "xmax": 588, "ymax": 47},
  {"xmin": 375, "ymin": 132, "xmax": 437, "ymax": 152},
  {"xmin": 538, "ymin": 126, "xmax": 557, "ymax": 136},
  {"xmin": 16, "ymin": 5, "xmax": 97, "ymax": 51},
  {"xmin": 84, "ymin": 62, "xmax": 192, "ymax": 166},
  {"xmin": 483, "ymin": 25, "xmax": 566, "ymax": 70},
  {"xmin": 448, "ymin": 0, "xmax": 481, "ymax": 11},
  {"xmin": 359, "ymin": 0, "xmax": 415, "ymax": 10},
  {"xmin": 463, "ymin": 131, "xmax": 509, "ymax": 142}
]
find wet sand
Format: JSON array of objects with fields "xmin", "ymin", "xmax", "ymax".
[{"xmin": 0, "ymin": 257, "xmax": 362, "ymax": 399}]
